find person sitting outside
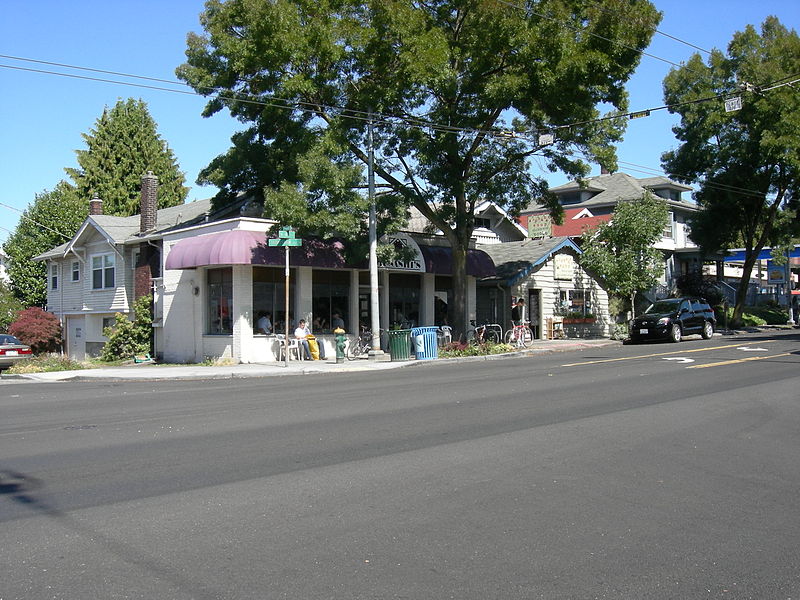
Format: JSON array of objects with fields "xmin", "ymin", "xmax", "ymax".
[
  {"xmin": 256, "ymin": 311, "xmax": 272, "ymax": 334},
  {"xmin": 294, "ymin": 319, "xmax": 314, "ymax": 360}
]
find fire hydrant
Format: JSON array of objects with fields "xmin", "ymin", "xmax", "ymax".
[{"xmin": 334, "ymin": 327, "xmax": 346, "ymax": 363}]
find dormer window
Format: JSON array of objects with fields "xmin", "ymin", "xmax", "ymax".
[
  {"xmin": 474, "ymin": 217, "xmax": 491, "ymax": 229},
  {"xmin": 560, "ymin": 192, "xmax": 581, "ymax": 204}
]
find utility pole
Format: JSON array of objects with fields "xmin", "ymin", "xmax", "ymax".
[{"xmin": 367, "ymin": 111, "xmax": 384, "ymax": 358}]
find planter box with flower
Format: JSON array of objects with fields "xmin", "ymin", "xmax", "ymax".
[{"xmin": 561, "ymin": 312, "xmax": 596, "ymax": 324}]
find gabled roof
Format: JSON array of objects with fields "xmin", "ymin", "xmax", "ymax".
[
  {"xmin": 35, "ymin": 197, "xmax": 216, "ymax": 261},
  {"xmin": 404, "ymin": 201, "xmax": 526, "ymax": 240},
  {"xmin": 524, "ymin": 172, "xmax": 696, "ymax": 213},
  {"xmin": 478, "ymin": 236, "xmax": 581, "ymax": 286}
]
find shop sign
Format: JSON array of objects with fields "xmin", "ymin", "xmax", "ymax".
[
  {"xmin": 527, "ymin": 214, "xmax": 552, "ymax": 239},
  {"xmin": 379, "ymin": 233, "xmax": 425, "ymax": 272},
  {"xmin": 554, "ymin": 253, "xmax": 574, "ymax": 280}
]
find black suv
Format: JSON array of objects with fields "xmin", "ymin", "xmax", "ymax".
[{"xmin": 630, "ymin": 297, "xmax": 716, "ymax": 343}]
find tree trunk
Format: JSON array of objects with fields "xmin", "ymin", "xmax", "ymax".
[
  {"xmin": 451, "ymin": 242, "xmax": 469, "ymax": 342},
  {"xmin": 732, "ymin": 252, "xmax": 760, "ymax": 327}
]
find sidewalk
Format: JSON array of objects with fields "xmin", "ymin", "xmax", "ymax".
[{"xmin": 1, "ymin": 338, "xmax": 621, "ymax": 383}]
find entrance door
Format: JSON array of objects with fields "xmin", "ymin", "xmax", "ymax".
[
  {"xmin": 66, "ymin": 315, "xmax": 86, "ymax": 361},
  {"xmin": 528, "ymin": 289, "xmax": 542, "ymax": 339}
]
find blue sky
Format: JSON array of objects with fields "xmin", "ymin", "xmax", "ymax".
[{"xmin": 1, "ymin": 0, "xmax": 797, "ymax": 245}]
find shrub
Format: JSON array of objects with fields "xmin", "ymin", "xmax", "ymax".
[
  {"xmin": 439, "ymin": 340, "xmax": 514, "ymax": 358},
  {"xmin": 101, "ymin": 296, "xmax": 153, "ymax": 361},
  {"xmin": 7, "ymin": 353, "xmax": 85, "ymax": 374},
  {"xmin": 8, "ymin": 307, "xmax": 62, "ymax": 353}
]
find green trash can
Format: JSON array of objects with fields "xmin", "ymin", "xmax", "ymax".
[{"xmin": 388, "ymin": 329, "xmax": 412, "ymax": 361}]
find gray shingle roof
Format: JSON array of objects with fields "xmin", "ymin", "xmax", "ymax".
[
  {"xmin": 527, "ymin": 172, "xmax": 695, "ymax": 212},
  {"xmin": 478, "ymin": 236, "xmax": 580, "ymax": 284}
]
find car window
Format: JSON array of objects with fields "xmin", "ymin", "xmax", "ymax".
[
  {"xmin": 646, "ymin": 300, "xmax": 680, "ymax": 313},
  {"xmin": 0, "ymin": 335, "xmax": 21, "ymax": 344},
  {"xmin": 692, "ymin": 300, "xmax": 707, "ymax": 311},
  {"xmin": 680, "ymin": 300, "xmax": 692, "ymax": 312}
]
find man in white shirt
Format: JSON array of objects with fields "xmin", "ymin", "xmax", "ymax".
[{"xmin": 294, "ymin": 319, "xmax": 313, "ymax": 360}]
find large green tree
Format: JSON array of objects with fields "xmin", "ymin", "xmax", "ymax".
[
  {"xmin": 178, "ymin": 0, "xmax": 660, "ymax": 335},
  {"xmin": 662, "ymin": 17, "xmax": 800, "ymax": 326},
  {"xmin": 66, "ymin": 98, "xmax": 188, "ymax": 216},
  {"xmin": 579, "ymin": 193, "xmax": 669, "ymax": 318},
  {"xmin": 2, "ymin": 181, "xmax": 86, "ymax": 307}
]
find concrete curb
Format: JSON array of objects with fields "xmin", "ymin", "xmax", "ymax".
[{"xmin": 1, "ymin": 339, "xmax": 624, "ymax": 383}]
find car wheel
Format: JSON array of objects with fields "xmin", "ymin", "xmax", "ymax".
[
  {"xmin": 669, "ymin": 323, "xmax": 682, "ymax": 343},
  {"xmin": 701, "ymin": 321, "xmax": 714, "ymax": 340}
]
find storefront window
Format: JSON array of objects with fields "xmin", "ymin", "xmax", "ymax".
[
  {"xmin": 389, "ymin": 273, "xmax": 420, "ymax": 329},
  {"xmin": 208, "ymin": 268, "xmax": 233, "ymax": 334},
  {"xmin": 312, "ymin": 270, "xmax": 349, "ymax": 333},
  {"xmin": 253, "ymin": 267, "xmax": 294, "ymax": 334}
]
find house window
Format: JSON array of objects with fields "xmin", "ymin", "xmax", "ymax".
[
  {"xmin": 207, "ymin": 268, "xmax": 233, "ymax": 335},
  {"xmin": 92, "ymin": 254, "xmax": 115, "ymax": 289},
  {"xmin": 71, "ymin": 261, "xmax": 80, "ymax": 282},
  {"xmin": 558, "ymin": 289, "xmax": 591, "ymax": 315},
  {"xmin": 474, "ymin": 217, "xmax": 491, "ymax": 229},
  {"xmin": 252, "ymin": 267, "xmax": 294, "ymax": 334},
  {"xmin": 663, "ymin": 212, "xmax": 674, "ymax": 239},
  {"xmin": 50, "ymin": 265, "xmax": 58, "ymax": 290}
]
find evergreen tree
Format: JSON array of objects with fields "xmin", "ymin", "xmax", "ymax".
[
  {"xmin": 2, "ymin": 181, "xmax": 86, "ymax": 308},
  {"xmin": 66, "ymin": 98, "xmax": 188, "ymax": 215}
]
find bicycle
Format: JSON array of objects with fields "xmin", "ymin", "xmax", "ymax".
[
  {"xmin": 504, "ymin": 321, "xmax": 533, "ymax": 348},
  {"xmin": 347, "ymin": 326, "xmax": 385, "ymax": 360},
  {"xmin": 466, "ymin": 320, "xmax": 503, "ymax": 345}
]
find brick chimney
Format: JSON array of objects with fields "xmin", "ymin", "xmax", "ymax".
[
  {"xmin": 135, "ymin": 171, "xmax": 160, "ymax": 305},
  {"xmin": 89, "ymin": 194, "xmax": 103, "ymax": 216},
  {"xmin": 140, "ymin": 171, "xmax": 158, "ymax": 232}
]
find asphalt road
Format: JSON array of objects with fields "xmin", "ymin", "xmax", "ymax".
[{"xmin": 1, "ymin": 330, "xmax": 799, "ymax": 599}]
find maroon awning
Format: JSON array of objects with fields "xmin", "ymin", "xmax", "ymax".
[
  {"xmin": 165, "ymin": 229, "xmax": 496, "ymax": 278},
  {"xmin": 165, "ymin": 230, "xmax": 349, "ymax": 270}
]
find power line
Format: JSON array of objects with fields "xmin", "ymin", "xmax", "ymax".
[{"xmin": 0, "ymin": 200, "xmax": 72, "ymax": 241}]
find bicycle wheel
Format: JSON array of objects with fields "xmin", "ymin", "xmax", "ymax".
[
  {"xmin": 504, "ymin": 328, "xmax": 515, "ymax": 345},
  {"xmin": 346, "ymin": 339, "xmax": 364, "ymax": 360},
  {"xmin": 485, "ymin": 328, "xmax": 500, "ymax": 344},
  {"xmin": 521, "ymin": 325, "xmax": 533, "ymax": 347}
]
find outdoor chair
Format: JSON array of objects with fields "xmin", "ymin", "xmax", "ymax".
[{"xmin": 275, "ymin": 334, "xmax": 302, "ymax": 361}]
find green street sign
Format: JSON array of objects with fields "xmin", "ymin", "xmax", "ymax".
[{"xmin": 268, "ymin": 238, "xmax": 302, "ymax": 247}]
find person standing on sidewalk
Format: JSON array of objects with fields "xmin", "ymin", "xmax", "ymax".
[{"xmin": 511, "ymin": 298, "xmax": 525, "ymax": 325}]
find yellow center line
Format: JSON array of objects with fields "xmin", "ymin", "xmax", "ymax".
[
  {"xmin": 686, "ymin": 353, "xmax": 791, "ymax": 369},
  {"xmin": 561, "ymin": 340, "xmax": 777, "ymax": 367}
]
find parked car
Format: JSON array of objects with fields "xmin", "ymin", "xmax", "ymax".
[
  {"xmin": 630, "ymin": 297, "xmax": 716, "ymax": 343},
  {"xmin": 0, "ymin": 334, "xmax": 33, "ymax": 371}
]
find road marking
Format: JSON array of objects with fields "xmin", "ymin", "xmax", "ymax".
[
  {"xmin": 663, "ymin": 357, "xmax": 695, "ymax": 363},
  {"xmin": 561, "ymin": 341, "xmax": 775, "ymax": 367},
  {"xmin": 737, "ymin": 346, "xmax": 769, "ymax": 352},
  {"xmin": 686, "ymin": 353, "xmax": 791, "ymax": 369}
]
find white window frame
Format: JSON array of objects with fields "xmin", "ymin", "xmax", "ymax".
[
  {"xmin": 71, "ymin": 260, "xmax": 81, "ymax": 282},
  {"xmin": 50, "ymin": 264, "xmax": 59, "ymax": 290},
  {"xmin": 92, "ymin": 253, "xmax": 116, "ymax": 289}
]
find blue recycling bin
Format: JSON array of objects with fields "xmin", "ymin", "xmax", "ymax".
[{"xmin": 411, "ymin": 326, "xmax": 439, "ymax": 360}]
